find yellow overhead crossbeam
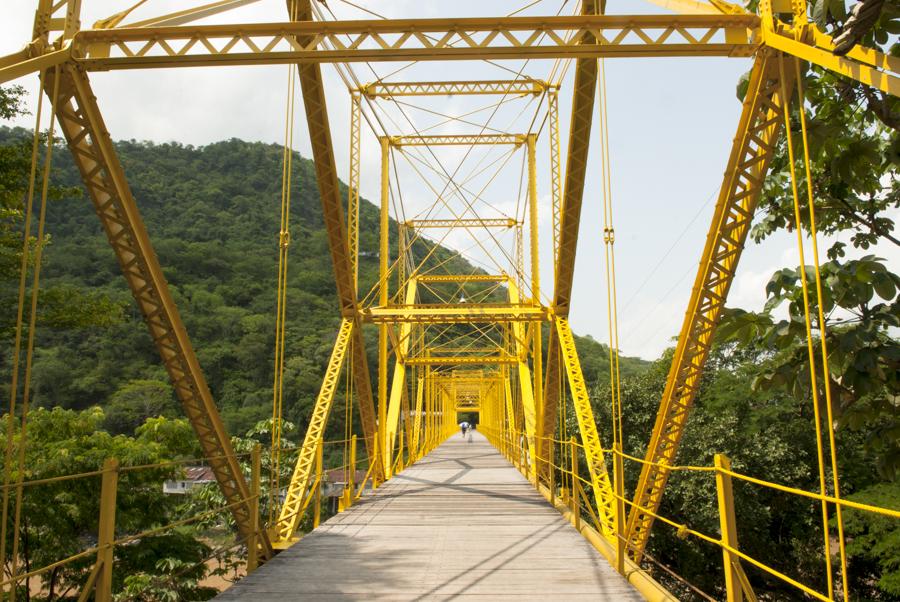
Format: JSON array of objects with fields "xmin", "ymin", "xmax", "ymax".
[
  {"xmin": 365, "ymin": 304, "xmax": 547, "ymax": 324},
  {"xmin": 425, "ymin": 346, "xmax": 505, "ymax": 354},
  {"xmin": 4, "ymin": 15, "xmax": 897, "ymax": 96},
  {"xmin": 48, "ymin": 14, "xmax": 759, "ymax": 75},
  {"xmin": 360, "ymin": 79, "xmax": 552, "ymax": 97},
  {"xmin": 405, "ymin": 355, "xmax": 518, "ymax": 366},
  {"xmin": 390, "ymin": 134, "xmax": 526, "ymax": 147},
  {"xmin": 405, "ymin": 218, "xmax": 517, "ymax": 229},
  {"xmin": 417, "ymin": 274, "xmax": 509, "ymax": 283}
]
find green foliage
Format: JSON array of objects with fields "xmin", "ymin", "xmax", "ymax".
[
  {"xmin": 0, "ymin": 125, "xmax": 645, "ymax": 442},
  {"xmin": 0, "ymin": 407, "xmax": 216, "ymax": 600},
  {"xmin": 104, "ymin": 379, "xmax": 179, "ymax": 435},
  {"xmin": 116, "ymin": 542, "xmax": 221, "ymax": 602},
  {"xmin": 720, "ymin": 206, "xmax": 899, "ymax": 476},
  {"xmin": 842, "ymin": 482, "xmax": 900, "ymax": 597},
  {"xmin": 592, "ymin": 343, "xmax": 892, "ymax": 600},
  {"xmin": 0, "ymin": 89, "xmax": 122, "ymax": 346},
  {"xmin": 808, "ymin": 0, "xmax": 900, "ymax": 48},
  {"xmin": 748, "ymin": 66, "xmax": 899, "ymax": 252},
  {"xmin": 716, "ymin": 6, "xmax": 900, "ymax": 596}
]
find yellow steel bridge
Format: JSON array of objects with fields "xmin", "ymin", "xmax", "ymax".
[{"xmin": 1, "ymin": 0, "xmax": 898, "ymax": 600}]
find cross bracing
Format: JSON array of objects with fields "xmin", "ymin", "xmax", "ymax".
[{"xmin": 1, "ymin": 0, "xmax": 898, "ymax": 600}]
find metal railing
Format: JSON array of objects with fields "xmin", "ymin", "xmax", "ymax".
[{"xmin": 479, "ymin": 425, "xmax": 900, "ymax": 602}]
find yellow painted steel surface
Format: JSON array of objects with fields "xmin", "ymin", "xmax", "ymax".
[
  {"xmin": 361, "ymin": 79, "xmax": 551, "ymax": 97},
  {"xmin": 625, "ymin": 51, "xmax": 795, "ymax": 561},
  {"xmin": 4, "ymin": 0, "xmax": 897, "ymax": 599},
  {"xmin": 275, "ymin": 318, "xmax": 354, "ymax": 542}
]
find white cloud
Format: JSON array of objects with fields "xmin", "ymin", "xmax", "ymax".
[{"xmin": 2, "ymin": 4, "xmax": 895, "ymax": 362}]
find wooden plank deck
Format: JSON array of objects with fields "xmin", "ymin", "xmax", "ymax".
[{"xmin": 215, "ymin": 432, "xmax": 645, "ymax": 601}]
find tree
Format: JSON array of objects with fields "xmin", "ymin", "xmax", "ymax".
[
  {"xmin": 721, "ymin": 6, "xmax": 899, "ymax": 474},
  {"xmin": 0, "ymin": 86, "xmax": 122, "ymax": 343},
  {"xmin": 710, "ymin": 5, "xmax": 900, "ymax": 597},
  {"xmin": 104, "ymin": 379, "xmax": 178, "ymax": 435},
  {"xmin": 720, "ymin": 257, "xmax": 900, "ymax": 477},
  {"xmin": 0, "ymin": 407, "xmax": 217, "ymax": 601}
]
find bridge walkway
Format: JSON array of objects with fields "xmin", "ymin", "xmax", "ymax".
[{"xmin": 216, "ymin": 431, "xmax": 644, "ymax": 601}]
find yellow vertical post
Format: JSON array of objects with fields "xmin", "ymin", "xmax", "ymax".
[
  {"xmin": 548, "ymin": 87, "xmax": 562, "ymax": 277},
  {"xmin": 715, "ymin": 454, "xmax": 743, "ymax": 602},
  {"xmin": 411, "ymin": 374, "xmax": 424, "ymax": 460},
  {"xmin": 429, "ymin": 377, "xmax": 435, "ymax": 453},
  {"xmin": 526, "ymin": 134, "xmax": 543, "ymax": 457},
  {"xmin": 96, "ymin": 458, "xmax": 119, "ymax": 602},
  {"xmin": 247, "ymin": 444, "xmax": 261, "ymax": 573},
  {"xmin": 570, "ymin": 436, "xmax": 579, "ymax": 531},
  {"xmin": 349, "ymin": 434, "xmax": 357, "ymax": 499},
  {"xmin": 397, "ymin": 223, "xmax": 406, "ymax": 296},
  {"xmin": 614, "ymin": 443, "xmax": 626, "ymax": 575},
  {"xmin": 398, "ymin": 421, "xmax": 405, "ymax": 472},
  {"xmin": 313, "ymin": 442, "xmax": 323, "ymax": 529},
  {"xmin": 515, "ymin": 224, "xmax": 525, "ymax": 292},
  {"xmin": 423, "ymin": 369, "xmax": 430, "ymax": 454},
  {"xmin": 549, "ymin": 441, "xmax": 556, "ymax": 505},
  {"xmin": 347, "ymin": 92, "xmax": 361, "ymax": 290},
  {"xmin": 378, "ymin": 136, "xmax": 390, "ymax": 480}
]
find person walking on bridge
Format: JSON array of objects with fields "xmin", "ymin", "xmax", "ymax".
[{"xmin": 459, "ymin": 421, "xmax": 469, "ymax": 438}]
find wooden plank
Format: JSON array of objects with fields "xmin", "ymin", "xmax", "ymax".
[{"xmin": 216, "ymin": 433, "xmax": 644, "ymax": 601}]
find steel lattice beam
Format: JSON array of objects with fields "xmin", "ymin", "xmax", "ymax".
[
  {"xmin": 390, "ymin": 134, "xmax": 526, "ymax": 147},
  {"xmin": 50, "ymin": 63, "xmax": 272, "ymax": 559},
  {"xmin": 275, "ymin": 318, "xmax": 353, "ymax": 543},
  {"xmin": 59, "ymin": 15, "xmax": 757, "ymax": 74},
  {"xmin": 404, "ymin": 355, "xmax": 518, "ymax": 366},
  {"xmin": 625, "ymin": 51, "xmax": 794, "ymax": 561},
  {"xmin": 538, "ymin": 0, "xmax": 600, "ymax": 481},
  {"xmin": 365, "ymin": 304, "xmax": 547, "ymax": 324},
  {"xmin": 361, "ymin": 79, "xmax": 550, "ymax": 97},
  {"xmin": 347, "ymin": 92, "xmax": 361, "ymax": 289},
  {"xmin": 4, "ymin": 16, "xmax": 897, "ymax": 96},
  {"xmin": 406, "ymin": 218, "xmax": 517, "ymax": 229},
  {"xmin": 290, "ymin": 0, "xmax": 382, "ymax": 483},
  {"xmin": 556, "ymin": 317, "xmax": 616, "ymax": 537},
  {"xmin": 417, "ymin": 274, "xmax": 508, "ymax": 283}
]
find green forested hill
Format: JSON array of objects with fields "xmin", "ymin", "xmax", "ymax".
[{"xmin": 0, "ymin": 127, "xmax": 645, "ymax": 436}]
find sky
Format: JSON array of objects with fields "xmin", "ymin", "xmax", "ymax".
[{"xmin": 2, "ymin": 0, "xmax": 897, "ymax": 360}]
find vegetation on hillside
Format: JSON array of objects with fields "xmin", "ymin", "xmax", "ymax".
[
  {"xmin": 602, "ymin": 14, "xmax": 900, "ymax": 597},
  {"xmin": 0, "ymin": 122, "xmax": 640, "ymax": 440},
  {"xmin": 0, "ymin": 17, "xmax": 897, "ymax": 596},
  {"xmin": 0, "ymin": 85, "xmax": 644, "ymax": 599}
]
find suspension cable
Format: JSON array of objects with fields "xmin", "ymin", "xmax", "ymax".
[
  {"xmin": 777, "ymin": 55, "xmax": 843, "ymax": 601},
  {"xmin": 0, "ymin": 65, "xmax": 48, "ymax": 587},
  {"xmin": 598, "ymin": 58, "xmax": 624, "ymax": 453},
  {"xmin": 791, "ymin": 55, "xmax": 850, "ymax": 600},
  {"xmin": 270, "ymin": 65, "xmax": 297, "ymax": 524},
  {"xmin": 9, "ymin": 64, "xmax": 63, "ymax": 590}
]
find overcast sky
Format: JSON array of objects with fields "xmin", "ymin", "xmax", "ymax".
[{"xmin": 2, "ymin": 0, "xmax": 897, "ymax": 360}]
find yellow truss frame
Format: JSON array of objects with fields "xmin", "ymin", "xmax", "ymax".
[
  {"xmin": 360, "ymin": 79, "xmax": 551, "ymax": 97},
  {"xmin": 275, "ymin": 318, "xmax": 353, "ymax": 544},
  {"xmin": 389, "ymin": 134, "xmax": 527, "ymax": 147},
  {"xmin": 405, "ymin": 218, "xmax": 518, "ymax": 229},
  {"xmin": 3, "ymin": 0, "xmax": 895, "ymax": 574}
]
